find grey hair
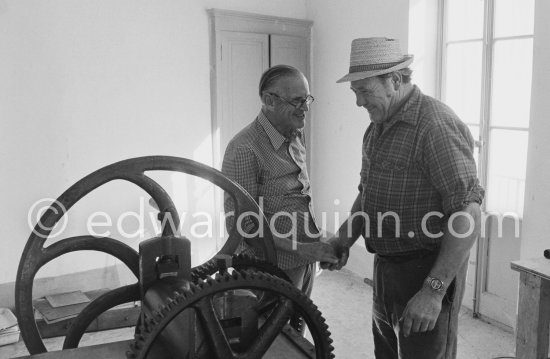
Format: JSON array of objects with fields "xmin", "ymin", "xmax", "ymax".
[
  {"xmin": 258, "ymin": 65, "xmax": 302, "ymax": 97},
  {"xmin": 378, "ymin": 67, "xmax": 413, "ymax": 84}
]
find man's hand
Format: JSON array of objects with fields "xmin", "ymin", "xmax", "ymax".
[
  {"xmin": 298, "ymin": 241, "xmax": 339, "ymax": 264},
  {"xmin": 400, "ymin": 287, "xmax": 444, "ymax": 337},
  {"xmin": 319, "ymin": 236, "xmax": 350, "ymax": 270}
]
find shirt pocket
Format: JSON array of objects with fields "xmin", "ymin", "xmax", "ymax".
[
  {"xmin": 369, "ymin": 155, "xmax": 423, "ymax": 191},
  {"xmin": 371, "ymin": 140, "xmax": 416, "ymax": 172},
  {"xmin": 372, "ymin": 158, "xmax": 409, "ymax": 171}
]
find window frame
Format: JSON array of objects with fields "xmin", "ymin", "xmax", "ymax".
[{"xmin": 437, "ymin": 0, "xmax": 533, "ymax": 217}]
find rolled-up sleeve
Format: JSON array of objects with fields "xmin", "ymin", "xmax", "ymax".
[{"xmin": 422, "ymin": 119, "xmax": 485, "ymax": 216}]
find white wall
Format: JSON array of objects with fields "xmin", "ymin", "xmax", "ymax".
[
  {"xmin": 0, "ymin": 0, "xmax": 307, "ymax": 306},
  {"xmin": 306, "ymin": 0, "xmax": 410, "ymax": 278},
  {"xmin": 408, "ymin": 0, "xmax": 439, "ymax": 97},
  {"xmin": 520, "ymin": 0, "xmax": 550, "ymax": 260}
]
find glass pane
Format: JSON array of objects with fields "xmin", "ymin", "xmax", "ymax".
[
  {"xmin": 444, "ymin": 42, "xmax": 483, "ymax": 125},
  {"xmin": 490, "ymin": 39, "xmax": 533, "ymax": 128},
  {"xmin": 486, "ymin": 129, "xmax": 528, "ymax": 216},
  {"xmin": 446, "ymin": 0, "xmax": 484, "ymax": 41},
  {"xmin": 494, "ymin": 0, "xmax": 534, "ymax": 38},
  {"xmin": 468, "ymin": 125, "xmax": 480, "ymax": 166}
]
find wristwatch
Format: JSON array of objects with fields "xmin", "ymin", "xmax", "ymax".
[{"xmin": 425, "ymin": 276, "xmax": 446, "ymax": 293}]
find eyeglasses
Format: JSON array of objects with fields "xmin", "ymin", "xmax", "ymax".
[{"xmin": 268, "ymin": 93, "xmax": 315, "ymax": 109}]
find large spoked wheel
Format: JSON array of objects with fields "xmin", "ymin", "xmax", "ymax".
[
  {"xmin": 127, "ymin": 270, "xmax": 334, "ymax": 359},
  {"xmin": 15, "ymin": 156, "xmax": 277, "ymax": 354}
]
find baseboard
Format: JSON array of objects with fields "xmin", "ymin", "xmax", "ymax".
[{"xmin": 469, "ymin": 309, "xmax": 514, "ymax": 333}]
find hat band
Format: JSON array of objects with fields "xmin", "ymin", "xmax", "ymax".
[{"xmin": 349, "ymin": 61, "xmax": 403, "ymax": 73}]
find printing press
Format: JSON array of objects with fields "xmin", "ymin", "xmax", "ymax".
[{"xmin": 14, "ymin": 156, "xmax": 334, "ymax": 359}]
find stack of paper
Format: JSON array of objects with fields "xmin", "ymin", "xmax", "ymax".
[
  {"xmin": 0, "ymin": 308, "xmax": 20, "ymax": 346},
  {"xmin": 33, "ymin": 290, "xmax": 91, "ymax": 324}
]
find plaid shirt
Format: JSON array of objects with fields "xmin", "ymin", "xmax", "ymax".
[
  {"xmin": 359, "ymin": 86, "xmax": 485, "ymax": 255},
  {"xmin": 222, "ymin": 111, "xmax": 318, "ymax": 269}
]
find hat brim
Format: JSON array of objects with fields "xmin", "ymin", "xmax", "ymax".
[{"xmin": 336, "ymin": 56, "xmax": 414, "ymax": 83}]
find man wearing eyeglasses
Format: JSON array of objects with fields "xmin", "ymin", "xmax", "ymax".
[{"xmin": 222, "ymin": 65, "xmax": 337, "ymax": 331}]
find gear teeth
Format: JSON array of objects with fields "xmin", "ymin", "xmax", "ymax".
[
  {"xmin": 161, "ymin": 306, "xmax": 171, "ymax": 316},
  {"xmin": 172, "ymin": 294, "xmax": 183, "ymax": 304},
  {"xmin": 191, "ymin": 254, "xmax": 291, "ymax": 283},
  {"xmin": 154, "ymin": 312, "xmax": 163, "ymax": 321},
  {"xmin": 128, "ymin": 266, "xmax": 335, "ymax": 359}
]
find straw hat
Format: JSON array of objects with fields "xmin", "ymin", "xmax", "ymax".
[{"xmin": 337, "ymin": 37, "xmax": 414, "ymax": 83}]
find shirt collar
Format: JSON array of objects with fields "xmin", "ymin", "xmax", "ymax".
[
  {"xmin": 257, "ymin": 111, "xmax": 302, "ymax": 150},
  {"xmin": 392, "ymin": 85, "xmax": 421, "ymax": 125},
  {"xmin": 377, "ymin": 85, "xmax": 421, "ymax": 134}
]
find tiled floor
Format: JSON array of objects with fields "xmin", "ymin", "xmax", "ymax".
[{"xmin": 0, "ymin": 269, "xmax": 516, "ymax": 358}]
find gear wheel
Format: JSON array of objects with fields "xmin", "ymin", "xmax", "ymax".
[
  {"xmin": 16, "ymin": 156, "xmax": 278, "ymax": 354},
  {"xmin": 191, "ymin": 254, "xmax": 291, "ymax": 283},
  {"xmin": 192, "ymin": 254, "xmax": 304, "ymax": 336},
  {"xmin": 127, "ymin": 270, "xmax": 334, "ymax": 359}
]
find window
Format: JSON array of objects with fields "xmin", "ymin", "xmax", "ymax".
[{"xmin": 440, "ymin": 0, "xmax": 534, "ymax": 217}]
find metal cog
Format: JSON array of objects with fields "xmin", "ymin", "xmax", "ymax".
[
  {"xmin": 127, "ymin": 270, "xmax": 335, "ymax": 359},
  {"xmin": 191, "ymin": 254, "xmax": 291, "ymax": 283},
  {"xmin": 16, "ymin": 156, "xmax": 278, "ymax": 354}
]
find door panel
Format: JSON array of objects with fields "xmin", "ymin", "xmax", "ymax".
[
  {"xmin": 217, "ymin": 31, "xmax": 269, "ymax": 158},
  {"xmin": 270, "ymin": 35, "xmax": 308, "ymax": 75},
  {"xmin": 478, "ymin": 215, "xmax": 521, "ymax": 328}
]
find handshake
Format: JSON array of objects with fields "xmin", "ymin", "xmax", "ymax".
[{"xmin": 298, "ymin": 235, "xmax": 352, "ymax": 271}]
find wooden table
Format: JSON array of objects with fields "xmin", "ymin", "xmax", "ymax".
[{"xmin": 511, "ymin": 257, "xmax": 550, "ymax": 359}]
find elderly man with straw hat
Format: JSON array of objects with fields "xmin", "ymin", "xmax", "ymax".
[{"xmin": 323, "ymin": 37, "xmax": 485, "ymax": 358}]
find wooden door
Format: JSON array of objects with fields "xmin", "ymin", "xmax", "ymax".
[
  {"xmin": 216, "ymin": 31, "xmax": 269, "ymax": 159},
  {"xmin": 477, "ymin": 216, "xmax": 522, "ymax": 328},
  {"xmin": 270, "ymin": 35, "xmax": 308, "ymax": 74}
]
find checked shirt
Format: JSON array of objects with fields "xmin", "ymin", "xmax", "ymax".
[
  {"xmin": 359, "ymin": 86, "xmax": 485, "ymax": 255},
  {"xmin": 222, "ymin": 111, "xmax": 319, "ymax": 270}
]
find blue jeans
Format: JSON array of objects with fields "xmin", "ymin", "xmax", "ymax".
[{"xmin": 372, "ymin": 251, "xmax": 467, "ymax": 359}]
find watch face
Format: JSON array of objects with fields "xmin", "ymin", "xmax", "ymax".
[{"xmin": 430, "ymin": 278, "xmax": 443, "ymax": 290}]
